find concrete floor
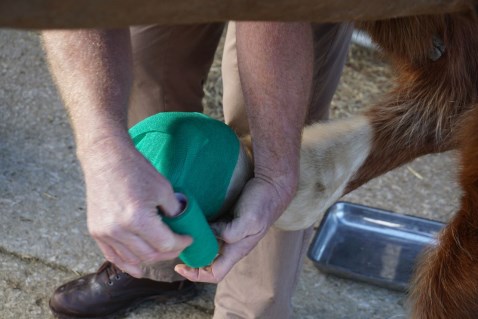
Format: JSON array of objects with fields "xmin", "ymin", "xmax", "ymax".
[{"xmin": 0, "ymin": 30, "xmax": 461, "ymax": 319}]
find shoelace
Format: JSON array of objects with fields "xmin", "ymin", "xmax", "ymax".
[{"xmin": 96, "ymin": 261, "xmax": 129, "ymax": 286}]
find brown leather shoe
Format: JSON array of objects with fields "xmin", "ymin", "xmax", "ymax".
[{"xmin": 49, "ymin": 261, "xmax": 197, "ymax": 319}]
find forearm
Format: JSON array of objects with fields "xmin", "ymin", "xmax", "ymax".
[
  {"xmin": 42, "ymin": 29, "xmax": 133, "ymax": 158},
  {"xmin": 173, "ymin": 23, "xmax": 315, "ymax": 282},
  {"xmin": 42, "ymin": 30, "xmax": 187, "ymax": 275},
  {"xmin": 236, "ymin": 22, "xmax": 313, "ymax": 196}
]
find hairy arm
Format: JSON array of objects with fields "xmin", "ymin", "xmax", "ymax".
[
  {"xmin": 42, "ymin": 29, "xmax": 191, "ymax": 277},
  {"xmin": 176, "ymin": 22, "xmax": 313, "ymax": 282}
]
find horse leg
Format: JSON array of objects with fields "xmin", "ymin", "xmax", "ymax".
[{"xmin": 410, "ymin": 105, "xmax": 478, "ymax": 319}]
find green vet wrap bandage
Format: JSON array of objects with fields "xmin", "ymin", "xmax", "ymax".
[
  {"xmin": 129, "ymin": 112, "xmax": 240, "ymax": 267},
  {"xmin": 161, "ymin": 191, "xmax": 219, "ymax": 268}
]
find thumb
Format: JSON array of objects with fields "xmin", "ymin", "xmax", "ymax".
[
  {"xmin": 156, "ymin": 189, "xmax": 182, "ymax": 217},
  {"xmin": 210, "ymin": 220, "xmax": 247, "ymax": 242},
  {"xmin": 216, "ymin": 217, "xmax": 263, "ymax": 244}
]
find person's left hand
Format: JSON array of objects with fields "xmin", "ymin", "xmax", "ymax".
[{"xmin": 174, "ymin": 175, "xmax": 295, "ymax": 283}]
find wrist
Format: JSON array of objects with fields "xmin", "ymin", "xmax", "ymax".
[
  {"xmin": 74, "ymin": 114, "xmax": 128, "ymax": 149},
  {"xmin": 252, "ymin": 138, "xmax": 301, "ymax": 188},
  {"xmin": 76, "ymin": 126, "xmax": 134, "ymax": 168},
  {"xmin": 254, "ymin": 165, "xmax": 300, "ymax": 202}
]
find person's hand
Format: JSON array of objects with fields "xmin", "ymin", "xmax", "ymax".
[
  {"xmin": 80, "ymin": 136, "xmax": 193, "ymax": 278},
  {"xmin": 174, "ymin": 174, "xmax": 296, "ymax": 283}
]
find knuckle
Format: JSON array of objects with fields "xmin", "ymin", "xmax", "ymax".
[
  {"xmin": 120, "ymin": 207, "xmax": 150, "ymax": 232},
  {"xmin": 106, "ymin": 224, "xmax": 124, "ymax": 238},
  {"xmin": 160, "ymin": 239, "xmax": 175, "ymax": 251},
  {"xmin": 89, "ymin": 226, "xmax": 108, "ymax": 239},
  {"xmin": 159, "ymin": 235, "xmax": 183, "ymax": 252},
  {"xmin": 245, "ymin": 215, "xmax": 262, "ymax": 226},
  {"xmin": 241, "ymin": 217, "xmax": 265, "ymax": 236},
  {"xmin": 88, "ymin": 218, "xmax": 126, "ymax": 239}
]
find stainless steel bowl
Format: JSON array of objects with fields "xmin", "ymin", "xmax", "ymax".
[{"xmin": 307, "ymin": 201, "xmax": 444, "ymax": 291}]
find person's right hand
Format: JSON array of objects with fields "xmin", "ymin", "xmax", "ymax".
[{"xmin": 79, "ymin": 135, "xmax": 193, "ymax": 278}]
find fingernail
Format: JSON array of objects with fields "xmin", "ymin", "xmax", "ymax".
[
  {"xmin": 157, "ymin": 193, "xmax": 187, "ymax": 218},
  {"xmin": 175, "ymin": 264, "xmax": 190, "ymax": 272},
  {"xmin": 174, "ymin": 266, "xmax": 185, "ymax": 276}
]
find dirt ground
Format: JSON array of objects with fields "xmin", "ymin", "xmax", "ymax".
[{"xmin": 0, "ymin": 29, "xmax": 460, "ymax": 319}]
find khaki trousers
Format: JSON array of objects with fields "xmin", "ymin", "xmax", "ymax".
[{"xmin": 129, "ymin": 22, "xmax": 353, "ymax": 319}]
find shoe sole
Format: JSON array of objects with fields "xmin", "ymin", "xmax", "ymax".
[{"xmin": 49, "ymin": 284, "xmax": 198, "ymax": 319}]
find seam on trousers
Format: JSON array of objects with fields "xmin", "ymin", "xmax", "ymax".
[
  {"xmin": 306, "ymin": 23, "xmax": 343, "ymax": 122},
  {"xmin": 289, "ymin": 226, "xmax": 314, "ymax": 297},
  {"xmin": 312, "ymin": 23, "xmax": 341, "ymax": 85}
]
